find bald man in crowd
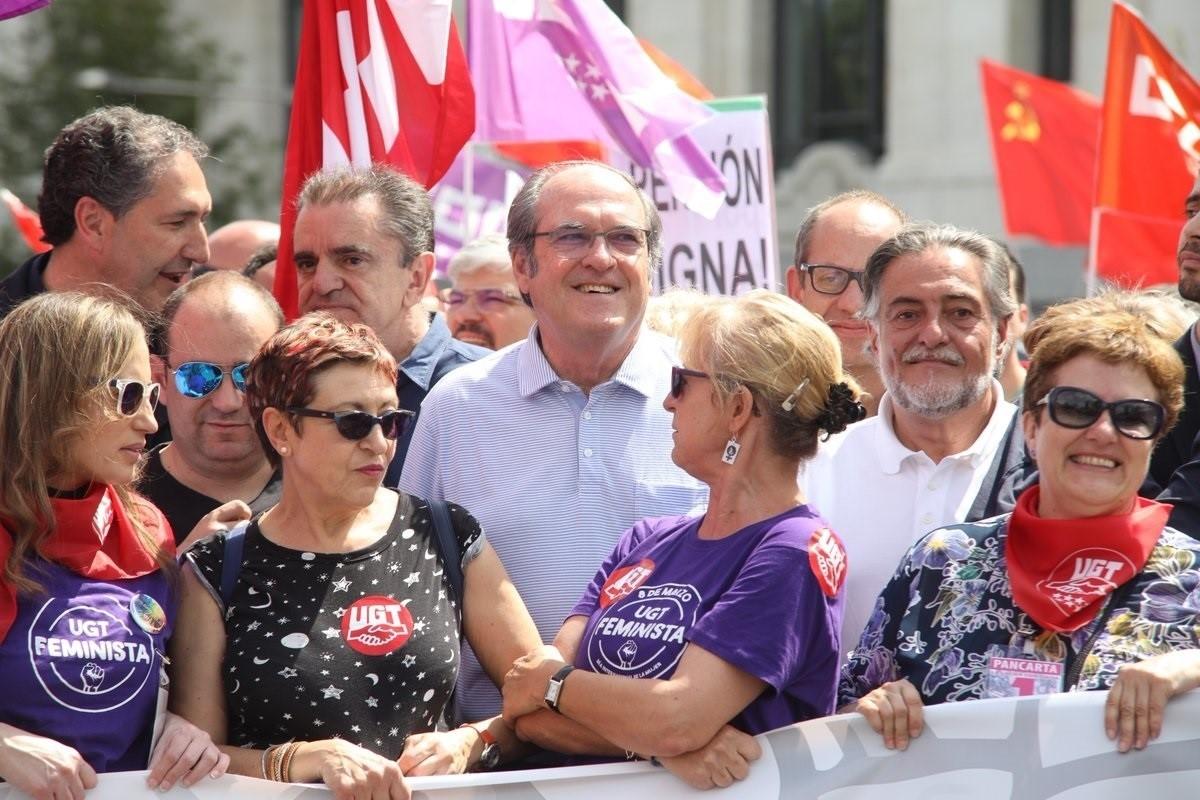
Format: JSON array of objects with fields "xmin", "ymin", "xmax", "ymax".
[
  {"xmin": 785, "ymin": 190, "xmax": 905, "ymax": 416},
  {"xmin": 143, "ymin": 271, "xmax": 284, "ymax": 544},
  {"xmin": 206, "ymin": 219, "xmax": 280, "ymax": 271}
]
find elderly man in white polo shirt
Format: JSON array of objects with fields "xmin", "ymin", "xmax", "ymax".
[
  {"xmin": 401, "ymin": 161, "xmax": 706, "ymax": 726},
  {"xmin": 804, "ymin": 223, "xmax": 1018, "ymax": 656}
]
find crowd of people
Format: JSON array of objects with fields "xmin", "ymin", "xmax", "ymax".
[{"xmin": 3, "ymin": 104, "xmax": 1200, "ymax": 799}]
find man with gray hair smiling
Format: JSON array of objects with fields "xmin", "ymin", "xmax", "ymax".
[
  {"xmin": 401, "ymin": 160, "xmax": 706, "ymax": 732},
  {"xmin": 803, "ymin": 222, "xmax": 1020, "ymax": 654},
  {"xmin": 444, "ymin": 233, "xmax": 536, "ymax": 350}
]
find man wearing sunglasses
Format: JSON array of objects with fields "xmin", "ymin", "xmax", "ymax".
[
  {"xmin": 445, "ymin": 233, "xmax": 536, "ymax": 350},
  {"xmin": 785, "ymin": 190, "xmax": 906, "ymax": 417},
  {"xmin": 401, "ymin": 161, "xmax": 706, "ymax": 726},
  {"xmin": 803, "ymin": 224, "xmax": 1021, "ymax": 653},
  {"xmin": 140, "ymin": 272, "xmax": 284, "ymax": 545},
  {"xmin": 293, "ymin": 167, "xmax": 488, "ymax": 485},
  {"xmin": 0, "ymin": 106, "xmax": 211, "ymax": 319}
]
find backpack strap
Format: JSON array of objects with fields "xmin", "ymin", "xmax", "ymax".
[
  {"xmin": 426, "ymin": 499, "xmax": 464, "ymax": 604},
  {"xmin": 219, "ymin": 520, "xmax": 251, "ymax": 609}
]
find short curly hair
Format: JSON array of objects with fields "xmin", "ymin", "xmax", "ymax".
[
  {"xmin": 246, "ymin": 313, "xmax": 398, "ymax": 467},
  {"xmin": 38, "ymin": 106, "xmax": 208, "ymax": 246},
  {"xmin": 1023, "ymin": 299, "xmax": 1184, "ymax": 438}
]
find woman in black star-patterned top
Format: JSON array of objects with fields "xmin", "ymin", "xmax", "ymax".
[{"xmin": 170, "ymin": 313, "xmax": 540, "ymax": 797}]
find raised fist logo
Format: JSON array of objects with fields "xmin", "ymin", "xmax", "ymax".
[
  {"xmin": 80, "ymin": 662, "xmax": 105, "ymax": 692},
  {"xmin": 617, "ymin": 640, "xmax": 638, "ymax": 668}
]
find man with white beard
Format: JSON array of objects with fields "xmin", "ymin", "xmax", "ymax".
[{"xmin": 803, "ymin": 223, "xmax": 1017, "ymax": 655}]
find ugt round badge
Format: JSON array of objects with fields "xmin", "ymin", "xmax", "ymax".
[{"xmin": 129, "ymin": 593, "xmax": 167, "ymax": 634}]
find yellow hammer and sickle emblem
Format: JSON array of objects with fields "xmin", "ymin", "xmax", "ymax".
[{"xmin": 1001, "ymin": 82, "xmax": 1041, "ymax": 142}]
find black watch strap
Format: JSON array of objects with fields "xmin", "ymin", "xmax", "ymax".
[{"xmin": 544, "ymin": 664, "xmax": 576, "ymax": 713}]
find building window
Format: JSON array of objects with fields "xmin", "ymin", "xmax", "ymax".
[
  {"xmin": 772, "ymin": 0, "xmax": 886, "ymax": 168},
  {"xmin": 1040, "ymin": 0, "xmax": 1072, "ymax": 81}
]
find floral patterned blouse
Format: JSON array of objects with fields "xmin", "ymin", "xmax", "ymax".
[{"xmin": 838, "ymin": 514, "xmax": 1200, "ymax": 707}]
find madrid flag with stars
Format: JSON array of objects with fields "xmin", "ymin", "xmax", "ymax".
[{"xmin": 274, "ymin": 0, "xmax": 474, "ymax": 317}]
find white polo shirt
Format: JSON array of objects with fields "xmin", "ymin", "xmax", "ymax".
[{"xmin": 802, "ymin": 382, "xmax": 1017, "ymax": 657}]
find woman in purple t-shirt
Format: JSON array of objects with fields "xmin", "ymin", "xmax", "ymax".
[
  {"xmin": 0, "ymin": 293, "xmax": 227, "ymax": 798},
  {"xmin": 502, "ymin": 290, "xmax": 865, "ymax": 789}
]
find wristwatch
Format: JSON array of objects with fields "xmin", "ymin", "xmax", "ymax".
[
  {"xmin": 462, "ymin": 723, "xmax": 501, "ymax": 770},
  {"xmin": 544, "ymin": 664, "xmax": 576, "ymax": 713}
]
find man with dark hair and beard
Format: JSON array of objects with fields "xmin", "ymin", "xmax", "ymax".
[
  {"xmin": 802, "ymin": 223, "xmax": 1018, "ymax": 653},
  {"xmin": 1149, "ymin": 180, "xmax": 1200, "ymax": 492}
]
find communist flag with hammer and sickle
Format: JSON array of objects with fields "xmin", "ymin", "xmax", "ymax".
[{"xmin": 981, "ymin": 58, "xmax": 1100, "ymax": 247}]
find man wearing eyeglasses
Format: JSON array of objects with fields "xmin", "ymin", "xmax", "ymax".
[
  {"xmin": 785, "ymin": 190, "xmax": 905, "ymax": 417},
  {"xmin": 445, "ymin": 233, "xmax": 536, "ymax": 350},
  {"xmin": 140, "ymin": 272, "xmax": 284, "ymax": 545},
  {"xmin": 401, "ymin": 161, "xmax": 706, "ymax": 726}
]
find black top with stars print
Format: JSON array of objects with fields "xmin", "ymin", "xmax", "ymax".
[{"xmin": 185, "ymin": 490, "xmax": 483, "ymax": 757}]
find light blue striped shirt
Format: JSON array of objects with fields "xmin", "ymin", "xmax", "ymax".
[{"xmin": 399, "ymin": 326, "xmax": 708, "ymax": 721}]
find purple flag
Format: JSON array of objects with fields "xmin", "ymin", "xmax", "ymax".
[
  {"xmin": 0, "ymin": 0, "xmax": 49, "ymax": 20},
  {"xmin": 468, "ymin": 0, "xmax": 726, "ymax": 218}
]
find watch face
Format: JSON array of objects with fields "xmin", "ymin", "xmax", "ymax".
[{"xmin": 480, "ymin": 743, "xmax": 501, "ymax": 770}]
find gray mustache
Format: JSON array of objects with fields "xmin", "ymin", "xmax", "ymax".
[{"xmin": 901, "ymin": 346, "xmax": 965, "ymax": 366}]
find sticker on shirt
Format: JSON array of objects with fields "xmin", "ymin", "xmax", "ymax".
[
  {"xmin": 341, "ymin": 595, "xmax": 414, "ymax": 656},
  {"xmin": 983, "ymin": 656, "xmax": 1063, "ymax": 698},
  {"xmin": 808, "ymin": 528, "xmax": 847, "ymax": 597},
  {"xmin": 1036, "ymin": 547, "xmax": 1135, "ymax": 615},
  {"xmin": 28, "ymin": 595, "xmax": 158, "ymax": 713},
  {"xmin": 585, "ymin": 582, "xmax": 700, "ymax": 679},
  {"xmin": 599, "ymin": 559, "xmax": 655, "ymax": 608}
]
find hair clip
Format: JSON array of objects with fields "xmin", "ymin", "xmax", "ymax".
[{"xmin": 781, "ymin": 378, "xmax": 810, "ymax": 412}]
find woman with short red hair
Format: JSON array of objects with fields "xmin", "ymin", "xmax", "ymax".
[{"xmin": 171, "ymin": 313, "xmax": 539, "ymax": 797}]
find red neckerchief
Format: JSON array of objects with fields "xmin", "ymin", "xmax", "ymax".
[
  {"xmin": 0, "ymin": 484, "xmax": 174, "ymax": 642},
  {"xmin": 1005, "ymin": 485, "xmax": 1168, "ymax": 632}
]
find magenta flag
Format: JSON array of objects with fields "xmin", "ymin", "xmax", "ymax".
[
  {"xmin": 468, "ymin": 0, "xmax": 726, "ymax": 217},
  {"xmin": 0, "ymin": 0, "xmax": 49, "ymax": 20}
]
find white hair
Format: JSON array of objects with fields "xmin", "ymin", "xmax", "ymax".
[{"xmin": 447, "ymin": 233, "xmax": 513, "ymax": 283}]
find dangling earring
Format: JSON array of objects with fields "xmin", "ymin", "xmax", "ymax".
[{"xmin": 721, "ymin": 435, "xmax": 741, "ymax": 465}]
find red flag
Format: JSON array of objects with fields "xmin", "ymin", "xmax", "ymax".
[
  {"xmin": 491, "ymin": 140, "xmax": 607, "ymax": 170},
  {"xmin": 1, "ymin": 188, "xmax": 51, "ymax": 254},
  {"xmin": 1092, "ymin": 1, "xmax": 1200, "ymax": 287},
  {"xmin": 980, "ymin": 59, "xmax": 1099, "ymax": 246},
  {"xmin": 275, "ymin": 0, "xmax": 475, "ymax": 318}
]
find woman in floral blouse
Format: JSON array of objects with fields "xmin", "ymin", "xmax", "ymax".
[{"xmin": 840, "ymin": 297, "xmax": 1200, "ymax": 755}]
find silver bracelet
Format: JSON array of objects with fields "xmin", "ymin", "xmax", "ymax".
[{"xmin": 260, "ymin": 746, "xmax": 272, "ymax": 780}]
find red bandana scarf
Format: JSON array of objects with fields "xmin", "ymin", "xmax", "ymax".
[
  {"xmin": 0, "ymin": 484, "xmax": 173, "ymax": 642},
  {"xmin": 1005, "ymin": 485, "xmax": 1169, "ymax": 632}
]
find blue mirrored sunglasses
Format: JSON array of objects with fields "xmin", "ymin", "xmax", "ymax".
[{"xmin": 171, "ymin": 361, "xmax": 250, "ymax": 398}]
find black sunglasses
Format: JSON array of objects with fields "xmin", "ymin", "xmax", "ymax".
[
  {"xmin": 1036, "ymin": 386, "xmax": 1165, "ymax": 441},
  {"xmin": 109, "ymin": 379, "xmax": 161, "ymax": 416},
  {"xmin": 670, "ymin": 367, "xmax": 710, "ymax": 399},
  {"xmin": 798, "ymin": 263, "xmax": 867, "ymax": 296},
  {"xmin": 286, "ymin": 407, "xmax": 415, "ymax": 441}
]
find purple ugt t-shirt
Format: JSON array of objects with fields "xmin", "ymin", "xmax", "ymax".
[
  {"xmin": 0, "ymin": 559, "xmax": 173, "ymax": 772},
  {"xmin": 569, "ymin": 505, "xmax": 846, "ymax": 734}
]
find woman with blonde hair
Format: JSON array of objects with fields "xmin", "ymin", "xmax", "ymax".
[
  {"xmin": 502, "ymin": 290, "xmax": 865, "ymax": 789},
  {"xmin": 0, "ymin": 292, "xmax": 226, "ymax": 798}
]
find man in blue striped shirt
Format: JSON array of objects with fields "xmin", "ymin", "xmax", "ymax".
[{"xmin": 400, "ymin": 161, "xmax": 707, "ymax": 724}]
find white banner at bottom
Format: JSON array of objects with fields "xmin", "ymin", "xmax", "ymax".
[{"xmin": 5, "ymin": 691, "xmax": 1200, "ymax": 799}]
